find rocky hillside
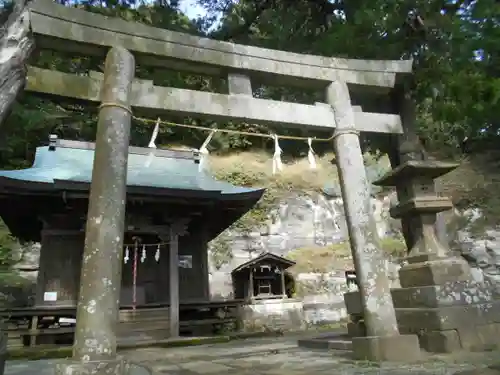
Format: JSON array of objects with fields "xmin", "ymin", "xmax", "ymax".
[
  {"xmin": 1, "ymin": 150, "xmax": 500, "ymax": 307},
  {"xmin": 206, "ymin": 150, "xmax": 500, "ymax": 299}
]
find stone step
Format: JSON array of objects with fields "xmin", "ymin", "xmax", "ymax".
[{"xmin": 298, "ymin": 334, "xmax": 352, "ymax": 351}]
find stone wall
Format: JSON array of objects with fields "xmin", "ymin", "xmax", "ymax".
[
  {"xmin": 240, "ymin": 299, "xmax": 305, "ymax": 331},
  {"xmin": 454, "ymin": 213, "xmax": 500, "ymax": 286},
  {"xmin": 208, "ymin": 191, "xmax": 397, "ymax": 290},
  {"xmin": 302, "ymin": 298, "xmax": 348, "ymax": 325},
  {"xmin": 208, "ymin": 187, "xmax": 500, "ymax": 331},
  {"xmin": 0, "ymin": 243, "xmax": 39, "ymax": 307}
]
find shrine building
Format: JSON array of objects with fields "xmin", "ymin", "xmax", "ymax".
[
  {"xmin": 231, "ymin": 252, "xmax": 296, "ymax": 301},
  {"xmin": 0, "ymin": 136, "xmax": 264, "ymax": 311}
]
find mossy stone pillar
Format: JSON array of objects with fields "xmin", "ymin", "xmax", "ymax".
[
  {"xmin": 54, "ymin": 47, "xmax": 136, "ymax": 375},
  {"xmin": 327, "ymin": 80, "xmax": 420, "ymax": 362}
]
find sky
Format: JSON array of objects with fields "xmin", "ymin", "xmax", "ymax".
[
  {"xmin": 180, "ymin": 0, "xmax": 235, "ymax": 30},
  {"xmin": 179, "ymin": 0, "xmax": 207, "ymax": 20}
]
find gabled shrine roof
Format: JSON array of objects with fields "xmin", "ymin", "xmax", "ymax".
[
  {"xmin": 0, "ymin": 137, "xmax": 265, "ymax": 243},
  {"xmin": 0, "ymin": 138, "xmax": 264, "ymax": 199},
  {"xmin": 231, "ymin": 252, "xmax": 296, "ymax": 274}
]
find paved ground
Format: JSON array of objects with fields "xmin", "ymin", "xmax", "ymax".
[{"xmin": 5, "ymin": 335, "xmax": 500, "ymax": 375}]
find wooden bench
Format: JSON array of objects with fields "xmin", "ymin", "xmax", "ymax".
[
  {"xmin": 177, "ymin": 300, "xmax": 243, "ymax": 335},
  {"xmin": 0, "ymin": 308, "xmax": 77, "ymax": 348},
  {"xmin": 0, "ymin": 300, "xmax": 246, "ymax": 348}
]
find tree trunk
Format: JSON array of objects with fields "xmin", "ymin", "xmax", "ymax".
[{"xmin": 0, "ymin": 0, "xmax": 34, "ymax": 127}]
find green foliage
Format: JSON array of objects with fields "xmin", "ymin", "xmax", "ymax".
[
  {"xmin": 231, "ymin": 190, "xmax": 279, "ymax": 234},
  {"xmin": 212, "ymin": 161, "xmax": 278, "ymax": 234},
  {"xmin": 209, "ymin": 232, "xmax": 233, "ymax": 270},
  {"xmin": 379, "ymin": 237, "xmax": 408, "ymax": 259},
  {"xmin": 0, "ymin": 219, "xmax": 16, "ymax": 268},
  {"xmin": 199, "ymin": 0, "xmax": 500, "ymax": 155},
  {"xmin": 213, "ymin": 166, "xmax": 265, "ymax": 187}
]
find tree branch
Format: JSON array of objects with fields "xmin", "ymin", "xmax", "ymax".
[
  {"xmin": 0, "ymin": 0, "xmax": 34, "ymax": 127},
  {"xmin": 218, "ymin": 0, "xmax": 273, "ymax": 41}
]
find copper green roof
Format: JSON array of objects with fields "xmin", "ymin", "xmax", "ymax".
[
  {"xmin": 0, "ymin": 139, "xmax": 264, "ymax": 198},
  {"xmin": 0, "ymin": 138, "xmax": 264, "ymax": 242}
]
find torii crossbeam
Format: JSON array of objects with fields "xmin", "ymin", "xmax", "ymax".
[{"xmin": 0, "ymin": 0, "xmax": 422, "ymax": 371}]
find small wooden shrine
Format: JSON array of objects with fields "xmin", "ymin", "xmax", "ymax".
[
  {"xmin": 0, "ymin": 136, "xmax": 264, "ymax": 339},
  {"xmin": 231, "ymin": 252, "xmax": 295, "ymax": 301}
]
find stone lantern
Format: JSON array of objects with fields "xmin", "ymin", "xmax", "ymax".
[{"xmin": 372, "ymin": 160, "xmax": 500, "ymax": 353}]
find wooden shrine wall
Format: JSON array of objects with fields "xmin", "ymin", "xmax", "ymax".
[
  {"xmin": 178, "ymin": 226, "xmax": 210, "ymax": 302},
  {"xmin": 36, "ymin": 227, "xmax": 210, "ymax": 307},
  {"xmin": 35, "ymin": 230, "xmax": 84, "ymax": 307}
]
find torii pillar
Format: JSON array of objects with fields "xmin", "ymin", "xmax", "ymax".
[
  {"xmin": 54, "ymin": 47, "xmax": 138, "ymax": 375},
  {"xmin": 326, "ymin": 80, "xmax": 421, "ymax": 362}
]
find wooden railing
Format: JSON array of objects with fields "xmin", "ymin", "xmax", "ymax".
[
  {"xmin": 0, "ymin": 300, "xmax": 244, "ymax": 348},
  {"xmin": 0, "ymin": 306, "xmax": 76, "ymax": 348}
]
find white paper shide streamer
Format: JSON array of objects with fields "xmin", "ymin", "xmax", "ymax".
[
  {"xmin": 145, "ymin": 117, "xmax": 161, "ymax": 167},
  {"xmin": 124, "ymin": 246, "xmax": 130, "ymax": 264},
  {"xmin": 272, "ymin": 134, "xmax": 283, "ymax": 175},
  {"xmin": 148, "ymin": 118, "xmax": 160, "ymax": 148},
  {"xmin": 307, "ymin": 137, "xmax": 317, "ymax": 169},
  {"xmin": 198, "ymin": 129, "xmax": 217, "ymax": 172},
  {"xmin": 155, "ymin": 245, "xmax": 160, "ymax": 262}
]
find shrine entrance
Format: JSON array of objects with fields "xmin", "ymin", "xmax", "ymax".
[
  {"xmin": 121, "ymin": 234, "xmax": 168, "ymax": 307},
  {"xmin": 0, "ymin": 0, "xmax": 457, "ymax": 367}
]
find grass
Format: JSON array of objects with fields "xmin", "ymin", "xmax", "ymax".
[
  {"xmin": 287, "ymin": 243, "xmax": 353, "ymax": 274},
  {"xmin": 209, "ymin": 151, "xmax": 339, "ymax": 192},
  {"xmin": 286, "ymin": 237, "xmax": 407, "ymax": 275}
]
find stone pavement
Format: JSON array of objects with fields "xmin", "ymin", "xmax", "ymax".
[{"xmin": 5, "ymin": 335, "xmax": 500, "ymax": 375}]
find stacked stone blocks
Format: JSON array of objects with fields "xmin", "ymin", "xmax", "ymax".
[{"xmin": 345, "ymin": 160, "xmax": 500, "ymax": 353}]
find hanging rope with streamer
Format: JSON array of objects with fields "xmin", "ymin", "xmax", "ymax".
[
  {"xmin": 272, "ymin": 134, "xmax": 283, "ymax": 175},
  {"xmin": 145, "ymin": 117, "xmax": 161, "ymax": 168},
  {"xmin": 148, "ymin": 117, "xmax": 160, "ymax": 148},
  {"xmin": 198, "ymin": 129, "xmax": 217, "ymax": 172},
  {"xmin": 63, "ymin": 109, "xmax": 339, "ymax": 171},
  {"xmin": 307, "ymin": 137, "xmax": 317, "ymax": 169},
  {"xmin": 133, "ymin": 116, "xmax": 336, "ymax": 144}
]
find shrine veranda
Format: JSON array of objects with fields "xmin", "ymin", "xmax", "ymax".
[{"xmin": 0, "ymin": 0, "xmax": 499, "ymax": 368}]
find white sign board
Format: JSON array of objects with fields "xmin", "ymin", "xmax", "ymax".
[
  {"xmin": 43, "ymin": 291, "xmax": 58, "ymax": 302},
  {"xmin": 59, "ymin": 317, "xmax": 76, "ymax": 324},
  {"xmin": 178, "ymin": 255, "xmax": 192, "ymax": 269}
]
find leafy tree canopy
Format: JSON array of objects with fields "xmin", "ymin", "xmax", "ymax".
[
  {"xmin": 1, "ymin": 0, "xmax": 498, "ymax": 165},
  {"xmin": 0, "ymin": 0, "xmax": 498, "ymax": 231}
]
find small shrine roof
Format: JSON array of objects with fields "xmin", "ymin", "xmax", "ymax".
[
  {"xmin": 231, "ymin": 252, "xmax": 296, "ymax": 274},
  {"xmin": 0, "ymin": 138, "xmax": 264, "ymax": 199}
]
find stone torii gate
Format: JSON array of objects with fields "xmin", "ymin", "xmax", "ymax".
[{"xmin": 2, "ymin": 0, "xmax": 427, "ymax": 371}]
